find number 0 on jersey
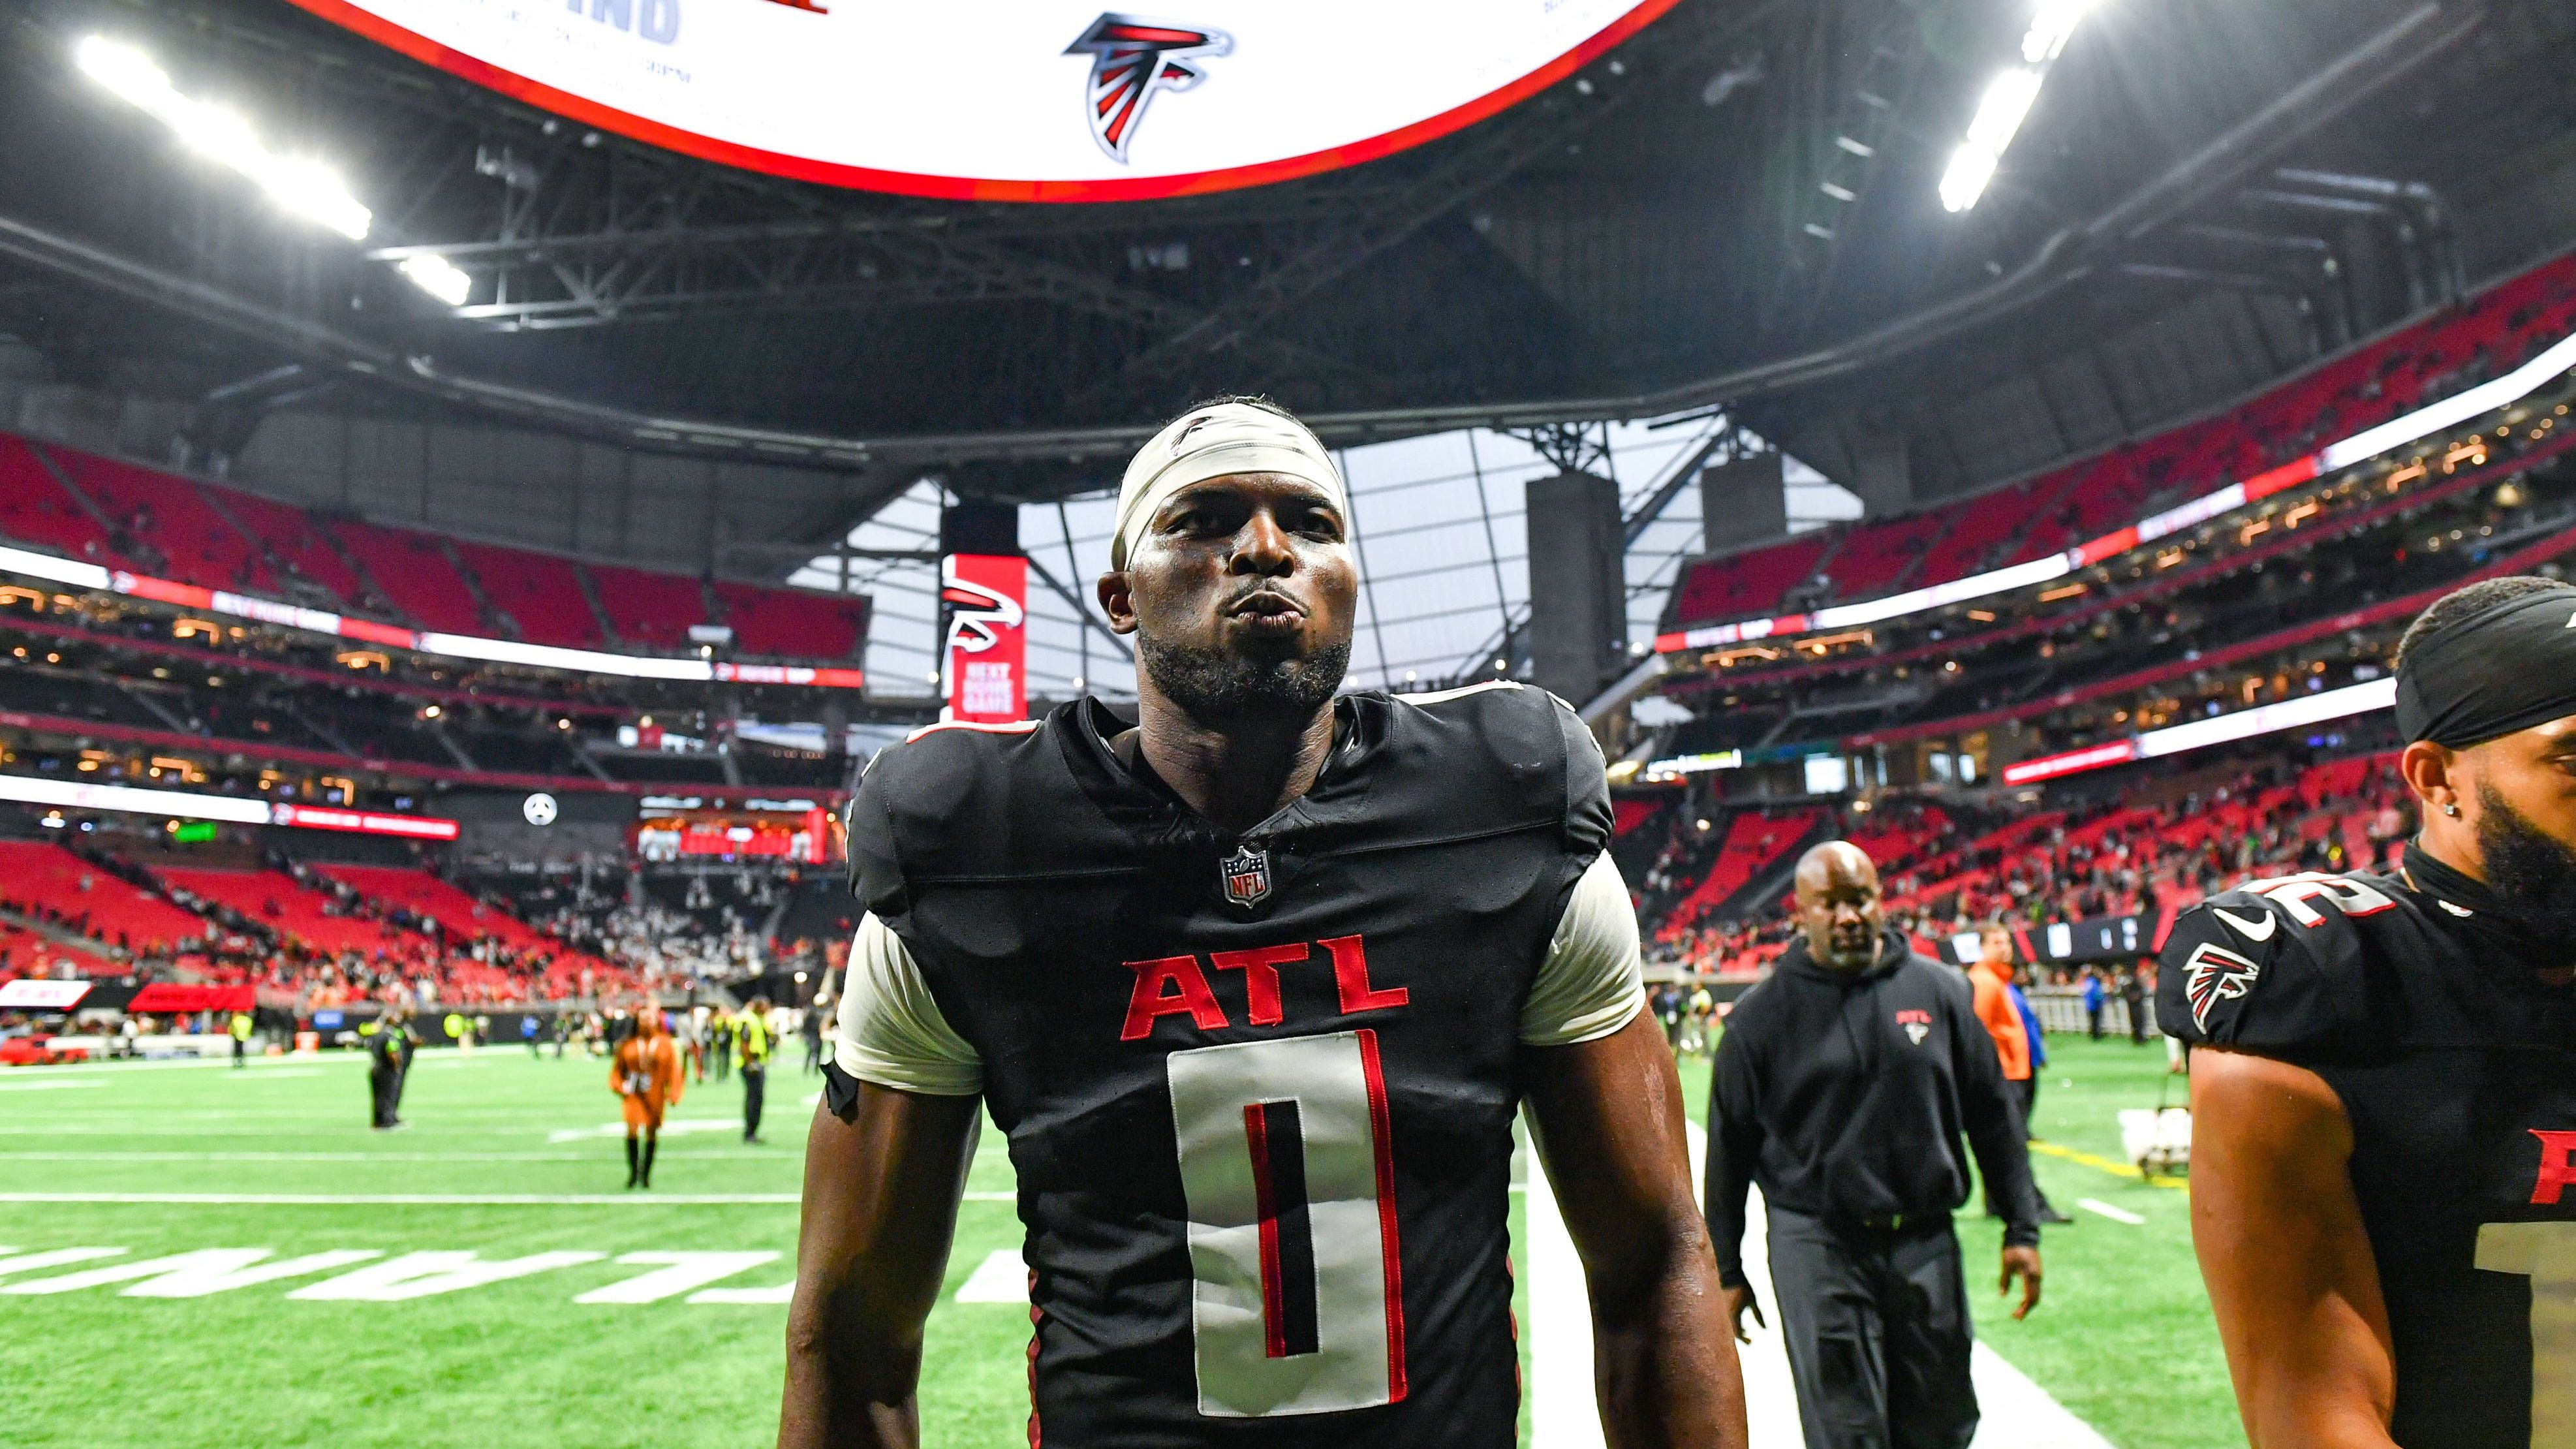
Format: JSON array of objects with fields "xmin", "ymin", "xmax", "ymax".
[{"xmin": 1165, "ymin": 1031, "xmax": 1408, "ymax": 1417}]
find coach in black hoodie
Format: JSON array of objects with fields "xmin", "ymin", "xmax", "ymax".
[{"xmin": 1706, "ymin": 841, "xmax": 2043, "ymax": 1449}]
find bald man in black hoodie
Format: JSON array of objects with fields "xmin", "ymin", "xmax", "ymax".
[{"xmin": 1706, "ymin": 841, "xmax": 2043, "ymax": 1449}]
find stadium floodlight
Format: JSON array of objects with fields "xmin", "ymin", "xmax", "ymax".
[
  {"xmin": 1940, "ymin": 0, "xmax": 2098, "ymax": 213},
  {"xmin": 398, "ymin": 254, "xmax": 473, "ymax": 307},
  {"xmin": 2022, "ymin": 0, "xmax": 2097, "ymax": 65},
  {"xmin": 75, "ymin": 35, "xmax": 371, "ymax": 242},
  {"xmin": 1964, "ymin": 68, "xmax": 2044, "ymax": 153},
  {"xmin": 1941, "ymin": 67, "xmax": 2043, "ymax": 213}
]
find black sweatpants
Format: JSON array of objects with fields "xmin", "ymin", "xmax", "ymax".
[
  {"xmin": 1765, "ymin": 1206, "xmax": 1979, "ymax": 1449},
  {"xmin": 368, "ymin": 1068, "xmax": 400, "ymax": 1129},
  {"xmin": 741, "ymin": 1065, "xmax": 766, "ymax": 1141}
]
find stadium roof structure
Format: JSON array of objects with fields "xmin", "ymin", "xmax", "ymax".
[{"xmin": 0, "ymin": 0, "xmax": 2571, "ymax": 604}]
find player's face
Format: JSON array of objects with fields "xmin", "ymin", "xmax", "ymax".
[
  {"xmin": 2463, "ymin": 714, "xmax": 2576, "ymax": 931},
  {"xmin": 1107, "ymin": 472, "xmax": 1358, "ymax": 720}
]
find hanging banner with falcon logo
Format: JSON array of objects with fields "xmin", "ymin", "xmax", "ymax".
[
  {"xmin": 940, "ymin": 553, "xmax": 1028, "ymax": 725},
  {"xmin": 279, "ymin": 0, "xmax": 1684, "ymax": 201}
]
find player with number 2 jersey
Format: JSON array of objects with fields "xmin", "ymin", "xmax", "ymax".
[{"xmin": 2160, "ymin": 576, "xmax": 2576, "ymax": 1449}]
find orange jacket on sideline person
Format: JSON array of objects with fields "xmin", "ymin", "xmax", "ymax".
[
  {"xmin": 1968, "ymin": 958, "xmax": 2032, "ymax": 1082},
  {"xmin": 612, "ymin": 1027, "xmax": 686, "ymax": 1128}
]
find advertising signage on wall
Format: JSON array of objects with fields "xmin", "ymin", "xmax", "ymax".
[{"xmin": 282, "ymin": 1, "xmax": 1682, "ymax": 200}]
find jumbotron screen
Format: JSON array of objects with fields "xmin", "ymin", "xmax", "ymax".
[{"xmin": 285, "ymin": 0, "xmax": 1680, "ymax": 200}]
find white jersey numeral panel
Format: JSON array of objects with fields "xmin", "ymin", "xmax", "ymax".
[{"xmin": 1164, "ymin": 1029, "xmax": 1406, "ymax": 1418}]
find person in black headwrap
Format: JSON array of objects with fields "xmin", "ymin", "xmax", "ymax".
[{"xmin": 2156, "ymin": 574, "xmax": 2576, "ymax": 1449}]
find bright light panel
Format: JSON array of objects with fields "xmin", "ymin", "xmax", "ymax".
[
  {"xmin": 398, "ymin": 254, "xmax": 472, "ymax": 306},
  {"xmin": 1940, "ymin": 143, "xmax": 2002, "ymax": 213},
  {"xmin": 2023, "ymin": 0, "xmax": 2095, "ymax": 64},
  {"xmin": 1964, "ymin": 68, "xmax": 2044, "ymax": 153},
  {"xmin": 76, "ymin": 36, "xmax": 371, "ymax": 241}
]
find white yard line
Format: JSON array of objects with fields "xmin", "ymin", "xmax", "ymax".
[
  {"xmin": 0, "ymin": 1190, "xmax": 1014, "ymax": 1206},
  {"xmin": 1527, "ymin": 1119, "xmax": 2114, "ymax": 1449},
  {"xmin": 2077, "ymin": 1198, "xmax": 2145, "ymax": 1226},
  {"xmin": 0, "ymin": 1151, "xmax": 610, "ymax": 1162},
  {"xmin": 954, "ymin": 1248, "xmax": 1030, "ymax": 1303}
]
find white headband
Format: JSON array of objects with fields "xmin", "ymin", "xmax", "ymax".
[{"xmin": 1110, "ymin": 402, "xmax": 1347, "ymax": 569}]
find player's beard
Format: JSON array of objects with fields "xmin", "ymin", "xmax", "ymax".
[
  {"xmin": 1138, "ymin": 632, "xmax": 1350, "ymax": 724},
  {"xmin": 2474, "ymin": 782, "xmax": 2576, "ymax": 943}
]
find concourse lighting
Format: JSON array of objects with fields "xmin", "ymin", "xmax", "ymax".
[
  {"xmin": 1940, "ymin": 0, "xmax": 2097, "ymax": 213},
  {"xmin": 398, "ymin": 253, "xmax": 473, "ymax": 306},
  {"xmin": 76, "ymin": 36, "xmax": 371, "ymax": 241}
]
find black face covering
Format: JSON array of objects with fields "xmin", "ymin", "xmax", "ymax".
[{"xmin": 2395, "ymin": 587, "xmax": 2576, "ymax": 747}]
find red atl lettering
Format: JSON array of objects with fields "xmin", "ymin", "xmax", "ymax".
[
  {"xmin": 1121, "ymin": 955, "xmax": 1228, "ymax": 1041},
  {"xmin": 2531, "ymin": 1130, "xmax": 2576, "ymax": 1205},
  {"xmin": 1324, "ymin": 935, "xmax": 1408, "ymax": 1015},
  {"xmin": 1210, "ymin": 943, "xmax": 1308, "ymax": 1027}
]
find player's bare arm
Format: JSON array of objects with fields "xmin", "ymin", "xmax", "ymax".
[
  {"xmin": 2186, "ymin": 1046, "xmax": 2395, "ymax": 1449},
  {"xmin": 1525, "ymin": 1010, "xmax": 1747, "ymax": 1449},
  {"xmin": 779, "ymin": 1082, "xmax": 983, "ymax": 1449}
]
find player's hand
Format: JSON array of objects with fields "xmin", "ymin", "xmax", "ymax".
[
  {"xmin": 2000, "ymin": 1245, "xmax": 2043, "ymax": 1319},
  {"xmin": 1718, "ymin": 1282, "xmax": 1765, "ymax": 1343}
]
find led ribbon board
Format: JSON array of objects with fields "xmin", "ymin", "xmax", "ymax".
[
  {"xmin": 0, "ymin": 548, "xmax": 864, "ymax": 690},
  {"xmin": 281, "ymin": 0, "xmax": 1681, "ymax": 201},
  {"xmin": 0, "ymin": 774, "xmax": 461, "ymax": 839},
  {"xmin": 1998, "ymin": 677, "xmax": 2398, "ymax": 787},
  {"xmin": 1658, "ymin": 328, "xmax": 2576, "ymax": 657}
]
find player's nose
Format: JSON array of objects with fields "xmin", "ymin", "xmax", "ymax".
[{"xmin": 1226, "ymin": 508, "xmax": 1297, "ymax": 576}]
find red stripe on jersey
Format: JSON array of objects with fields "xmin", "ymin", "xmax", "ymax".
[
  {"xmin": 1358, "ymin": 1027, "xmax": 1408, "ymax": 1401},
  {"xmin": 1025, "ymin": 1286, "xmax": 1044, "ymax": 1448},
  {"xmin": 1244, "ymin": 1103, "xmax": 1291, "ymax": 1358}
]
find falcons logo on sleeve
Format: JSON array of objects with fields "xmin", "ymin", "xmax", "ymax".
[
  {"xmin": 1065, "ymin": 14, "xmax": 1233, "ymax": 163},
  {"xmin": 2182, "ymin": 939, "xmax": 2263, "ymax": 1032}
]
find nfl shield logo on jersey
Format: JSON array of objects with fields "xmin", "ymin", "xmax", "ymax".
[{"xmin": 1220, "ymin": 844, "xmax": 1272, "ymax": 911}]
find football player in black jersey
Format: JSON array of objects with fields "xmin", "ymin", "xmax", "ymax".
[
  {"xmin": 779, "ymin": 399, "xmax": 1744, "ymax": 1448},
  {"xmin": 2161, "ymin": 575, "xmax": 2576, "ymax": 1449}
]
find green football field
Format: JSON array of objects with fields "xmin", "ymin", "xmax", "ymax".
[{"xmin": 0, "ymin": 1035, "xmax": 2235, "ymax": 1447}]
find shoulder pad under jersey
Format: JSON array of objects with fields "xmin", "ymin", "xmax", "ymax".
[
  {"xmin": 2156, "ymin": 870, "xmax": 2402, "ymax": 1057},
  {"xmin": 843, "ymin": 717, "xmax": 1047, "ymax": 918},
  {"xmin": 1386, "ymin": 681, "xmax": 1612, "ymax": 854}
]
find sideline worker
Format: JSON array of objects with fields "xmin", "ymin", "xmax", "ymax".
[
  {"xmin": 227, "ymin": 1008, "xmax": 253, "ymax": 1068},
  {"xmin": 611, "ymin": 1002, "xmax": 685, "ymax": 1189},
  {"xmin": 1708, "ymin": 841, "xmax": 2043, "ymax": 1449},
  {"xmin": 736, "ymin": 995, "xmax": 773, "ymax": 1143},
  {"xmin": 1968, "ymin": 925, "xmax": 2070, "ymax": 1223},
  {"xmin": 362, "ymin": 1008, "xmax": 418, "ymax": 1130}
]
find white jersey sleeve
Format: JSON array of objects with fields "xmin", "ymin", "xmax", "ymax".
[
  {"xmin": 1517, "ymin": 851, "xmax": 1649, "ymax": 1048},
  {"xmin": 831, "ymin": 912, "xmax": 984, "ymax": 1096}
]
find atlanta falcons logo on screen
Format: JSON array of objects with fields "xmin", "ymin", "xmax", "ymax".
[{"xmin": 1064, "ymin": 14, "xmax": 1233, "ymax": 163}]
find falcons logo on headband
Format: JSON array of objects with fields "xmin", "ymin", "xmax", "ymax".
[
  {"xmin": 1065, "ymin": 14, "xmax": 1233, "ymax": 163},
  {"xmin": 2182, "ymin": 939, "xmax": 2263, "ymax": 1032}
]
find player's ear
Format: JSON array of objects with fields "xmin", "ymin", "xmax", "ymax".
[
  {"xmin": 1098, "ymin": 570, "xmax": 1139, "ymax": 634},
  {"xmin": 2400, "ymin": 740, "xmax": 2462, "ymax": 821}
]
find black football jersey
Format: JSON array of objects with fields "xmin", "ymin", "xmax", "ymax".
[
  {"xmin": 2159, "ymin": 847, "xmax": 2576, "ymax": 1449},
  {"xmin": 845, "ymin": 683, "xmax": 1613, "ymax": 1447}
]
